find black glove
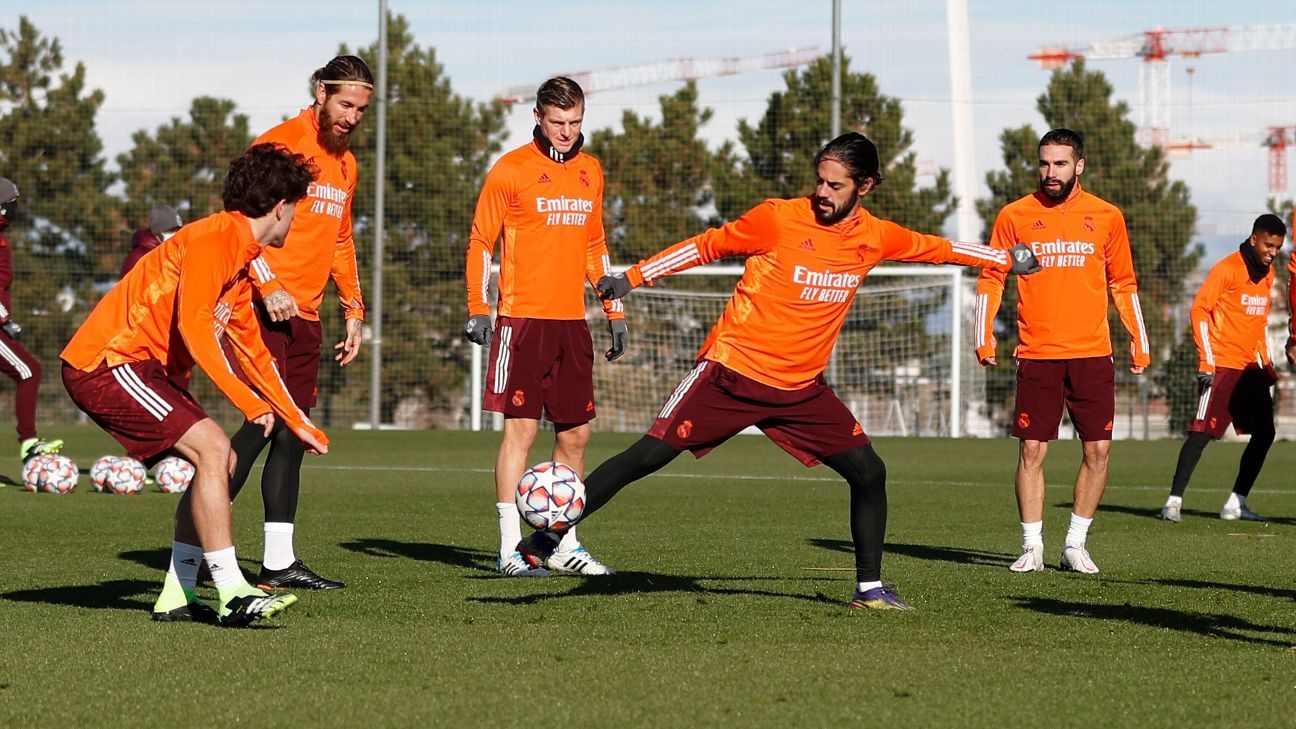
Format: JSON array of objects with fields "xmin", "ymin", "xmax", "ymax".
[
  {"xmin": 596, "ymin": 273, "xmax": 633, "ymax": 301},
  {"xmin": 605, "ymin": 319, "xmax": 629, "ymax": 362},
  {"xmin": 1197, "ymin": 372, "xmax": 1214, "ymax": 395},
  {"xmin": 1009, "ymin": 243, "xmax": 1043, "ymax": 275},
  {"xmin": 1, "ymin": 320, "xmax": 21, "ymax": 340},
  {"xmin": 464, "ymin": 314, "xmax": 492, "ymax": 349}
]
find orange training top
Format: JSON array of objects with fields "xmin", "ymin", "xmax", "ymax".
[
  {"xmin": 976, "ymin": 184, "xmax": 1150, "ymax": 367},
  {"xmin": 61, "ymin": 211, "xmax": 327, "ymax": 444},
  {"xmin": 465, "ymin": 141, "xmax": 622, "ymax": 321},
  {"xmin": 1287, "ymin": 255, "xmax": 1296, "ymax": 340},
  {"xmin": 251, "ymin": 108, "xmax": 364, "ymax": 322},
  {"xmin": 1192, "ymin": 249, "xmax": 1274, "ymax": 372},
  {"xmin": 621, "ymin": 198, "xmax": 1011, "ymax": 390}
]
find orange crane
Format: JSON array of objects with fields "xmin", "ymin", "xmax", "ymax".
[
  {"xmin": 1029, "ymin": 24, "xmax": 1296, "ymax": 148},
  {"xmin": 496, "ymin": 48, "xmax": 822, "ymax": 106}
]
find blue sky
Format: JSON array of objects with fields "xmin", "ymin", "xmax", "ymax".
[{"xmin": 16, "ymin": 1, "xmax": 1296, "ymax": 255}]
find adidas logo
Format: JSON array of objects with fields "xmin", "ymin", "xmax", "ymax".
[
  {"xmin": 180, "ymin": 557, "xmax": 199, "ymax": 566},
  {"xmin": 538, "ymin": 173, "xmax": 551, "ymax": 184},
  {"xmin": 1030, "ymin": 219, "xmax": 1045, "ymax": 230},
  {"xmin": 799, "ymin": 238, "xmax": 815, "ymax": 251}
]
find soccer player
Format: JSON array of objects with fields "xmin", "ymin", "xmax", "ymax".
[
  {"xmin": 121, "ymin": 204, "xmax": 182, "ymax": 277},
  {"xmin": 516, "ymin": 132, "xmax": 1042, "ymax": 610},
  {"xmin": 1161, "ymin": 214, "xmax": 1286, "ymax": 523},
  {"xmin": 225, "ymin": 55, "xmax": 371, "ymax": 591},
  {"xmin": 464, "ymin": 76, "xmax": 626, "ymax": 577},
  {"xmin": 976, "ymin": 128, "xmax": 1150, "ymax": 575},
  {"xmin": 0, "ymin": 177, "xmax": 64, "ymax": 465},
  {"xmin": 61, "ymin": 144, "xmax": 328, "ymax": 627}
]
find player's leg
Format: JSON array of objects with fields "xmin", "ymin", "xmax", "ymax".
[
  {"xmin": 495, "ymin": 416, "xmax": 545, "ymax": 575},
  {"xmin": 821, "ymin": 445, "xmax": 911, "ymax": 611},
  {"xmin": 1221, "ymin": 368, "xmax": 1274, "ymax": 521},
  {"xmin": 171, "ymin": 419, "xmax": 297, "ymax": 626},
  {"xmin": 0, "ymin": 335, "xmax": 60, "ymax": 461},
  {"xmin": 1163, "ymin": 432, "xmax": 1212, "ymax": 522},
  {"xmin": 227, "ymin": 420, "xmax": 271, "ymax": 501},
  {"xmin": 547, "ymin": 421, "xmax": 614, "ymax": 574},
  {"xmin": 1059, "ymin": 357, "xmax": 1116, "ymax": 574},
  {"xmin": 1009, "ymin": 359, "xmax": 1065, "ymax": 572}
]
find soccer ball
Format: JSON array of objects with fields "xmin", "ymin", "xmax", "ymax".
[
  {"xmin": 90, "ymin": 455, "xmax": 119, "ymax": 492},
  {"xmin": 154, "ymin": 456, "xmax": 195, "ymax": 494},
  {"xmin": 22, "ymin": 454, "xmax": 79, "ymax": 494},
  {"xmin": 104, "ymin": 457, "xmax": 146, "ymax": 495},
  {"xmin": 515, "ymin": 461, "xmax": 586, "ymax": 531}
]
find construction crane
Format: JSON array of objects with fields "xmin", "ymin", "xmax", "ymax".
[
  {"xmin": 1266, "ymin": 126, "xmax": 1296, "ymax": 194},
  {"xmin": 496, "ymin": 48, "xmax": 822, "ymax": 106},
  {"xmin": 1029, "ymin": 24, "xmax": 1296, "ymax": 147}
]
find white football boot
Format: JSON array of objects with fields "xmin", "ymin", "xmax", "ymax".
[
  {"xmin": 1219, "ymin": 501, "xmax": 1265, "ymax": 522},
  {"xmin": 1160, "ymin": 501, "xmax": 1183, "ymax": 523},
  {"xmin": 1009, "ymin": 544, "xmax": 1045, "ymax": 573},
  {"xmin": 1060, "ymin": 544, "xmax": 1100, "ymax": 574},
  {"xmin": 496, "ymin": 551, "xmax": 550, "ymax": 577},
  {"xmin": 547, "ymin": 546, "xmax": 616, "ymax": 576}
]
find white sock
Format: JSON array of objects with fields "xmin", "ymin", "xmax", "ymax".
[
  {"xmin": 1225, "ymin": 492, "xmax": 1243, "ymax": 509},
  {"xmin": 263, "ymin": 522, "xmax": 296, "ymax": 570},
  {"xmin": 1066, "ymin": 513, "xmax": 1093, "ymax": 548},
  {"xmin": 1165, "ymin": 495, "xmax": 1183, "ymax": 507},
  {"xmin": 497, "ymin": 502, "xmax": 522, "ymax": 557},
  {"xmin": 857, "ymin": 580, "xmax": 883, "ymax": 593},
  {"xmin": 558, "ymin": 526, "xmax": 580, "ymax": 553},
  {"xmin": 167, "ymin": 541, "xmax": 204, "ymax": 591},
  {"xmin": 1021, "ymin": 520, "xmax": 1043, "ymax": 549},
  {"xmin": 204, "ymin": 546, "xmax": 244, "ymax": 589}
]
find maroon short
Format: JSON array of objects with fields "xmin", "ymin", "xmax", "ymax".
[
  {"xmin": 61, "ymin": 360, "xmax": 207, "ymax": 465},
  {"xmin": 1189, "ymin": 366, "xmax": 1275, "ymax": 439},
  {"xmin": 483, "ymin": 316, "xmax": 595, "ymax": 424},
  {"xmin": 646, "ymin": 361, "xmax": 870, "ymax": 467},
  {"xmin": 1012, "ymin": 356, "xmax": 1115, "ymax": 442},
  {"xmin": 234, "ymin": 310, "xmax": 323, "ymax": 409}
]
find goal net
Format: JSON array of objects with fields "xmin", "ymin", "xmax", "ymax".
[{"xmin": 471, "ymin": 264, "xmax": 987, "ymax": 437}]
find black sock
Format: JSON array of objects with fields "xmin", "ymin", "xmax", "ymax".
[
  {"xmin": 1169, "ymin": 431, "xmax": 1212, "ymax": 498},
  {"xmin": 822, "ymin": 445, "xmax": 888, "ymax": 584},
  {"xmin": 228, "ymin": 420, "xmax": 272, "ymax": 502},
  {"xmin": 581, "ymin": 436, "xmax": 681, "ymax": 519},
  {"xmin": 1232, "ymin": 427, "xmax": 1274, "ymax": 498},
  {"xmin": 261, "ymin": 422, "xmax": 305, "ymax": 523}
]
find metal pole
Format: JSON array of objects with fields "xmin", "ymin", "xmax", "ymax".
[
  {"xmin": 949, "ymin": 268, "xmax": 963, "ymax": 438},
  {"xmin": 369, "ymin": 0, "xmax": 388, "ymax": 430},
  {"xmin": 945, "ymin": 0, "xmax": 975, "ymax": 437},
  {"xmin": 830, "ymin": 0, "xmax": 842, "ymax": 139}
]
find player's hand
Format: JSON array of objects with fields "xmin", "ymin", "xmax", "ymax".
[
  {"xmin": 253, "ymin": 412, "xmax": 276, "ymax": 438},
  {"xmin": 263, "ymin": 290, "xmax": 299, "ymax": 322},
  {"xmin": 1008, "ymin": 243, "xmax": 1043, "ymax": 275},
  {"xmin": 596, "ymin": 273, "xmax": 633, "ymax": 301},
  {"xmin": 293, "ymin": 425, "xmax": 328, "ymax": 455},
  {"xmin": 1130, "ymin": 365, "xmax": 1146, "ymax": 375},
  {"xmin": 606, "ymin": 319, "xmax": 629, "ymax": 362},
  {"xmin": 979, "ymin": 356, "xmax": 997, "ymax": 367},
  {"xmin": 1286, "ymin": 336, "xmax": 1296, "ymax": 368},
  {"xmin": 1, "ymin": 319, "xmax": 21, "ymax": 340},
  {"xmin": 1196, "ymin": 371, "xmax": 1213, "ymax": 394},
  {"xmin": 464, "ymin": 314, "xmax": 492, "ymax": 348},
  {"xmin": 335, "ymin": 317, "xmax": 363, "ymax": 366}
]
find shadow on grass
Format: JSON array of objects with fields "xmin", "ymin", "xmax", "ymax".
[
  {"xmin": 0, "ymin": 472, "xmax": 18, "ymax": 487},
  {"xmin": 808, "ymin": 537, "xmax": 1013, "ymax": 567},
  {"xmin": 1063, "ymin": 501, "xmax": 1296, "ymax": 526},
  {"xmin": 1129, "ymin": 577, "xmax": 1296, "ymax": 602},
  {"xmin": 1007, "ymin": 595, "xmax": 1296, "ymax": 646},
  {"xmin": 339, "ymin": 538, "xmax": 495, "ymax": 571},
  {"xmin": 468, "ymin": 570, "xmax": 841, "ymax": 607},
  {"xmin": 2, "ymin": 578, "xmax": 155, "ymax": 611}
]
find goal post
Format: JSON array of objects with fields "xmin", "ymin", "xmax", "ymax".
[{"xmin": 470, "ymin": 264, "xmax": 983, "ymax": 438}]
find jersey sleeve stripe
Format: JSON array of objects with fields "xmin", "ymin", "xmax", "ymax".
[
  {"xmin": 1199, "ymin": 320, "xmax": 1215, "ymax": 366},
  {"xmin": 1131, "ymin": 293, "xmax": 1149, "ymax": 354},
  {"xmin": 478, "ymin": 251, "xmax": 491, "ymax": 307},
  {"xmin": 975, "ymin": 293, "xmax": 986, "ymax": 349},
  {"xmin": 640, "ymin": 244, "xmax": 700, "ymax": 281},
  {"xmin": 952, "ymin": 242, "xmax": 1007, "ymax": 264}
]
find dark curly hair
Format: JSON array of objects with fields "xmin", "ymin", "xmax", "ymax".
[{"xmin": 222, "ymin": 143, "xmax": 316, "ymax": 217}]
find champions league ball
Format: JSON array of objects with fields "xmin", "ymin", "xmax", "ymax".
[
  {"xmin": 100, "ymin": 456, "xmax": 146, "ymax": 495},
  {"xmin": 90, "ymin": 455, "xmax": 118, "ymax": 492},
  {"xmin": 22, "ymin": 454, "xmax": 79, "ymax": 494},
  {"xmin": 516, "ymin": 461, "xmax": 586, "ymax": 531},
  {"xmin": 154, "ymin": 456, "xmax": 195, "ymax": 494}
]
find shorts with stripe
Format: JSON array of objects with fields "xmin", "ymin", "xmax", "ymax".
[
  {"xmin": 1012, "ymin": 356, "xmax": 1115, "ymax": 442},
  {"xmin": 483, "ymin": 316, "xmax": 595, "ymax": 424},
  {"xmin": 1189, "ymin": 366, "xmax": 1274, "ymax": 439},
  {"xmin": 61, "ymin": 359, "xmax": 207, "ymax": 465},
  {"xmin": 646, "ymin": 360, "xmax": 870, "ymax": 467},
  {"xmin": 0, "ymin": 329, "xmax": 39, "ymax": 383}
]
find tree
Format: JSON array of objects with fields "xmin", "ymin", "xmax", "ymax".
[
  {"xmin": 716, "ymin": 54, "xmax": 954, "ymax": 233},
  {"xmin": 977, "ymin": 60, "xmax": 1200, "ymax": 426},
  {"xmin": 588, "ymin": 82, "xmax": 721, "ymax": 263},
  {"xmin": 117, "ymin": 97, "xmax": 253, "ymax": 234},
  {"xmin": 323, "ymin": 14, "xmax": 508, "ymax": 426}
]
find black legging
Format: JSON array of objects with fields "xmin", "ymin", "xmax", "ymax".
[
  {"xmin": 581, "ymin": 436, "xmax": 889, "ymax": 583},
  {"xmin": 227, "ymin": 418, "xmax": 304, "ymax": 523},
  {"xmin": 1170, "ymin": 424, "xmax": 1274, "ymax": 499}
]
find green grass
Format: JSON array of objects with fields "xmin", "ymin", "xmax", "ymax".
[{"xmin": 2, "ymin": 426, "xmax": 1294, "ymax": 727}]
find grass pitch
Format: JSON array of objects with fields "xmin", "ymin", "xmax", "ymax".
[{"xmin": 2, "ymin": 427, "xmax": 1294, "ymax": 727}]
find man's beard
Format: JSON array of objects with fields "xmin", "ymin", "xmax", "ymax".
[
  {"xmin": 1040, "ymin": 175, "xmax": 1076, "ymax": 201},
  {"xmin": 317, "ymin": 106, "xmax": 352, "ymax": 155},
  {"xmin": 813, "ymin": 198, "xmax": 857, "ymax": 226}
]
